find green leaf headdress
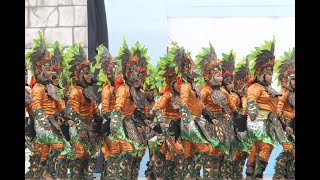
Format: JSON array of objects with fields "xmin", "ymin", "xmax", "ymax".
[
  {"xmin": 95, "ymin": 44, "xmax": 118, "ymax": 92},
  {"xmin": 50, "ymin": 41, "xmax": 64, "ymax": 78},
  {"xmin": 274, "ymin": 48, "xmax": 295, "ymax": 89},
  {"xmin": 234, "ymin": 56, "xmax": 252, "ymax": 96},
  {"xmin": 25, "ymin": 31, "xmax": 52, "ymax": 83},
  {"xmin": 154, "ymin": 48, "xmax": 177, "ymax": 94},
  {"xmin": 64, "ymin": 43, "xmax": 91, "ymax": 87},
  {"xmin": 171, "ymin": 41, "xmax": 194, "ymax": 83},
  {"xmin": 221, "ymin": 50, "xmax": 236, "ymax": 85},
  {"xmin": 195, "ymin": 42, "xmax": 221, "ymax": 86},
  {"xmin": 248, "ymin": 38, "xmax": 276, "ymax": 82},
  {"xmin": 117, "ymin": 37, "xmax": 151, "ymax": 86}
]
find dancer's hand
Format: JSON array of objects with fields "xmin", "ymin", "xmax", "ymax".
[
  {"xmin": 144, "ymin": 119, "xmax": 151, "ymax": 126},
  {"xmin": 145, "ymin": 126, "xmax": 151, "ymax": 134},
  {"xmin": 285, "ymin": 127, "xmax": 293, "ymax": 134},
  {"xmin": 136, "ymin": 127, "xmax": 143, "ymax": 133},
  {"xmin": 212, "ymin": 119, "xmax": 219, "ymax": 125},
  {"xmin": 68, "ymin": 120, "xmax": 74, "ymax": 127},
  {"xmin": 160, "ymin": 123, "xmax": 168, "ymax": 129}
]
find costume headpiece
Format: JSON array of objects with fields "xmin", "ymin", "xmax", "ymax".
[
  {"xmin": 25, "ymin": 31, "xmax": 52, "ymax": 84},
  {"xmin": 249, "ymin": 38, "xmax": 276, "ymax": 83},
  {"xmin": 95, "ymin": 44, "xmax": 118, "ymax": 91},
  {"xmin": 117, "ymin": 37, "xmax": 151, "ymax": 87},
  {"xmin": 234, "ymin": 56, "xmax": 252, "ymax": 96},
  {"xmin": 221, "ymin": 50, "xmax": 236, "ymax": 85},
  {"xmin": 274, "ymin": 48, "xmax": 295, "ymax": 90}
]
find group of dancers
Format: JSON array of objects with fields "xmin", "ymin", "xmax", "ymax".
[{"xmin": 25, "ymin": 32, "xmax": 295, "ymax": 180}]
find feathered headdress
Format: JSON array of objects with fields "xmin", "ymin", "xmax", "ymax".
[
  {"xmin": 95, "ymin": 44, "xmax": 118, "ymax": 91},
  {"xmin": 249, "ymin": 38, "xmax": 276, "ymax": 82},
  {"xmin": 173, "ymin": 42, "xmax": 202, "ymax": 99},
  {"xmin": 64, "ymin": 43, "xmax": 92, "ymax": 87},
  {"xmin": 274, "ymin": 48, "xmax": 295, "ymax": 89},
  {"xmin": 171, "ymin": 42, "xmax": 195, "ymax": 83},
  {"xmin": 195, "ymin": 42, "xmax": 221, "ymax": 86},
  {"xmin": 154, "ymin": 44, "xmax": 179, "ymax": 94},
  {"xmin": 221, "ymin": 50, "xmax": 236, "ymax": 85},
  {"xmin": 143, "ymin": 67, "xmax": 155, "ymax": 90},
  {"xmin": 25, "ymin": 31, "xmax": 52, "ymax": 83},
  {"xmin": 117, "ymin": 37, "xmax": 151, "ymax": 86},
  {"xmin": 234, "ymin": 56, "xmax": 252, "ymax": 95},
  {"xmin": 50, "ymin": 41, "xmax": 64, "ymax": 78}
]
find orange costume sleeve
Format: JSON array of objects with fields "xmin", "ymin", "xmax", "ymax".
[
  {"xmin": 56, "ymin": 99, "xmax": 66, "ymax": 114},
  {"xmin": 153, "ymin": 92, "xmax": 171, "ymax": 110},
  {"xmin": 180, "ymin": 83, "xmax": 190, "ymax": 106},
  {"xmin": 101, "ymin": 85, "xmax": 115, "ymax": 113},
  {"xmin": 241, "ymin": 96, "xmax": 248, "ymax": 115},
  {"xmin": 115, "ymin": 84, "xmax": 127, "ymax": 111},
  {"xmin": 152, "ymin": 92, "xmax": 180, "ymax": 120},
  {"xmin": 230, "ymin": 93, "xmax": 241, "ymax": 108},
  {"xmin": 277, "ymin": 88, "xmax": 295, "ymax": 120},
  {"xmin": 247, "ymin": 83, "xmax": 262, "ymax": 102},
  {"xmin": 68, "ymin": 87, "xmax": 81, "ymax": 114},
  {"xmin": 200, "ymin": 86, "xmax": 210, "ymax": 102},
  {"xmin": 31, "ymin": 84, "xmax": 44, "ymax": 110},
  {"xmin": 92, "ymin": 101, "xmax": 99, "ymax": 115},
  {"xmin": 221, "ymin": 88, "xmax": 237, "ymax": 114},
  {"xmin": 277, "ymin": 88, "xmax": 288, "ymax": 117},
  {"xmin": 180, "ymin": 82, "xmax": 204, "ymax": 116}
]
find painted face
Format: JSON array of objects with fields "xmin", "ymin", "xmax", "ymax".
[
  {"xmin": 226, "ymin": 82, "xmax": 234, "ymax": 92},
  {"xmin": 264, "ymin": 71, "xmax": 273, "ymax": 85},
  {"xmin": 43, "ymin": 67, "xmax": 53, "ymax": 81},
  {"xmin": 290, "ymin": 78, "xmax": 295, "ymax": 89},
  {"xmin": 131, "ymin": 66, "xmax": 146, "ymax": 88},
  {"xmin": 51, "ymin": 74, "xmax": 59, "ymax": 86},
  {"xmin": 145, "ymin": 90, "xmax": 154, "ymax": 101},
  {"xmin": 107, "ymin": 65, "xmax": 118, "ymax": 82},
  {"xmin": 83, "ymin": 70, "xmax": 92, "ymax": 84},
  {"xmin": 213, "ymin": 72, "xmax": 223, "ymax": 85}
]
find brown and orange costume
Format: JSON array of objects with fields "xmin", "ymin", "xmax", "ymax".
[
  {"xmin": 174, "ymin": 44, "xmax": 221, "ymax": 179},
  {"xmin": 27, "ymin": 32, "xmax": 67, "ymax": 178},
  {"xmin": 245, "ymin": 39, "xmax": 288, "ymax": 179},
  {"xmin": 273, "ymin": 48, "xmax": 295, "ymax": 179},
  {"xmin": 95, "ymin": 44, "xmax": 119, "ymax": 179},
  {"xmin": 195, "ymin": 45, "xmax": 237, "ymax": 179},
  {"xmin": 107, "ymin": 40, "xmax": 150, "ymax": 179},
  {"xmin": 25, "ymin": 62, "xmax": 42, "ymax": 179},
  {"xmin": 147, "ymin": 51, "xmax": 184, "ymax": 179},
  {"xmin": 231, "ymin": 56, "xmax": 252, "ymax": 179},
  {"xmin": 65, "ymin": 43, "xmax": 103, "ymax": 179}
]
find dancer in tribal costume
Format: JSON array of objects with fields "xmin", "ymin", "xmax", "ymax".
[
  {"xmin": 171, "ymin": 43, "xmax": 220, "ymax": 179},
  {"xmin": 25, "ymin": 61, "xmax": 42, "ymax": 179},
  {"xmin": 231, "ymin": 57, "xmax": 253, "ymax": 180},
  {"xmin": 65, "ymin": 43, "xmax": 103, "ymax": 179},
  {"xmin": 95, "ymin": 44, "xmax": 118, "ymax": 180},
  {"xmin": 107, "ymin": 39, "xmax": 151, "ymax": 179},
  {"xmin": 26, "ymin": 32, "xmax": 67, "ymax": 179},
  {"xmin": 273, "ymin": 48, "xmax": 295, "ymax": 179},
  {"xmin": 148, "ymin": 49, "xmax": 184, "ymax": 180},
  {"xmin": 195, "ymin": 43, "xmax": 237, "ymax": 179},
  {"xmin": 220, "ymin": 50, "xmax": 239, "ymax": 179},
  {"xmin": 142, "ymin": 68, "xmax": 159, "ymax": 180},
  {"xmin": 245, "ymin": 39, "xmax": 288, "ymax": 180},
  {"xmin": 48, "ymin": 41, "xmax": 71, "ymax": 179}
]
